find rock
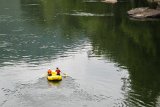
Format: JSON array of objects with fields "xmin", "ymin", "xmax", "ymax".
[
  {"xmin": 147, "ymin": 0, "xmax": 160, "ymax": 3},
  {"xmin": 127, "ymin": 7, "xmax": 149, "ymax": 15},
  {"xmin": 127, "ymin": 7, "xmax": 160, "ymax": 19},
  {"xmin": 101, "ymin": 0, "xmax": 117, "ymax": 4}
]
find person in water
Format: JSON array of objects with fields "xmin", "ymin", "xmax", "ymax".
[
  {"xmin": 47, "ymin": 69, "xmax": 52, "ymax": 76},
  {"xmin": 55, "ymin": 67, "xmax": 61, "ymax": 75}
]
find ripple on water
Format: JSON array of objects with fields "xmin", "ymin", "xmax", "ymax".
[
  {"xmin": 0, "ymin": 34, "xmax": 7, "ymax": 36},
  {"xmin": 0, "ymin": 41, "xmax": 11, "ymax": 48},
  {"xmin": 0, "ymin": 15, "xmax": 12, "ymax": 22},
  {"xmin": 122, "ymin": 91, "xmax": 155, "ymax": 107},
  {"xmin": 0, "ymin": 15, "xmax": 35, "ymax": 24},
  {"xmin": 0, "ymin": 77, "xmax": 112, "ymax": 107},
  {"xmin": 62, "ymin": 12, "xmax": 114, "ymax": 17},
  {"xmin": 24, "ymin": 4, "xmax": 41, "ymax": 6}
]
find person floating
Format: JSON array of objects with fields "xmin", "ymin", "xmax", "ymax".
[
  {"xmin": 47, "ymin": 69, "xmax": 52, "ymax": 76},
  {"xmin": 55, "ymin": 67, "xmax": 61, "ymax": 75}
]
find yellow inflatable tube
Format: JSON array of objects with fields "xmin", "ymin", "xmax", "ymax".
[{"xmin": 47, "ymin": 71, "xmax": 62, "ymax": 81}]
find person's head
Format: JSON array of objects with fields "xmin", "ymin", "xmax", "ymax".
[
  {"xmin": 56, "ymin": 67, "xmax": 59, "ymax": 70},
  {"xmin": 48, "ymin": 69, "xmax": 51, "ymax": 72}
]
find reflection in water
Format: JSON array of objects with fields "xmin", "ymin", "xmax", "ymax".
[
  {"xmin": 85, "ymin": 2, "xmax": 160, "ymax": 105},
  {"xmin": 0, "ymin": 0, "xmax": 160, "ymax": 106},
  {"xmin": 47, "ymin": 80, "xmax": 62, "ymax": 87}
]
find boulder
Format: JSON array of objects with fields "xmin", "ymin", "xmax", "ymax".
[
  {"xmin": 127, "ymin": 7, "xmax": 160, "ymax": 18},
  {"xmin": 102, "ymin": 0, "xmax": 117, "ymax": 4}
]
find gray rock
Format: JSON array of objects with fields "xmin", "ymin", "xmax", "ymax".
[{"xmin": 127, "ymin": 7, "xmax": 160, "ymax": 19}]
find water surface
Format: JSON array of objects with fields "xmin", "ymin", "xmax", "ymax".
[{"xmin": 0, "ymin": 0, "xmax": 160, "ymax": 107}]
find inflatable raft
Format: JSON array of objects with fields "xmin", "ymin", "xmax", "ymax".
[{"xmin": 47, "ymin": 71, "xmax": 62, "ymax": 81}]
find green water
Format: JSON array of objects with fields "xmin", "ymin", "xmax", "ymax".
[{"xmin": 0, "ymin": 0, "xmax": 160, "ymax": 107}]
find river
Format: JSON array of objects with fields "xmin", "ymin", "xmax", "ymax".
[{"xmin": 0, "ymin": 0, "xmax": 160, "ymax": 107}]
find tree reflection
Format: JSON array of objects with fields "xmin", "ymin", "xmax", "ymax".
[{"xmin": 83, "ymin": 1, "xmax": 160, "ymax": 106}]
